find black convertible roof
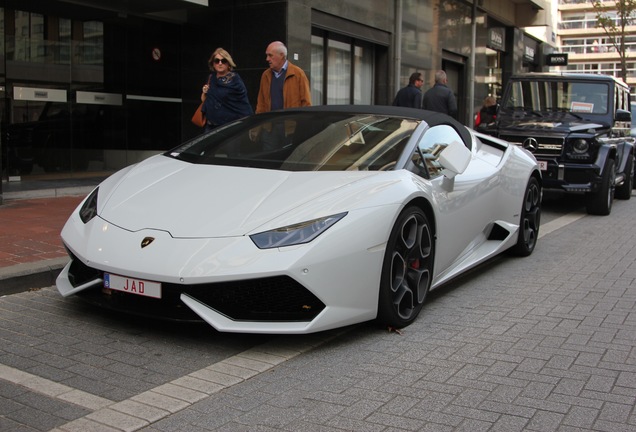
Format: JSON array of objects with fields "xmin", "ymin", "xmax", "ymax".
[{"xmin": 279, "ymin": 104, "xmax": 472, "ymax": 150}]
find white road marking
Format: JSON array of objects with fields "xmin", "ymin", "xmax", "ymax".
[
  {"xmin": 1, "ymin": 208, "xmax": 589, "ymax": 431},
  {"xmin": 539, "ymin": 211, "xmax": 586, "ymax": 238},
  {"xmin": 1, "ymin": 330, "xmax": 345, "ymax": 432}
]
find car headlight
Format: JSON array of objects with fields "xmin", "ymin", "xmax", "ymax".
[
  {"xmin": 250, "ymin": 212, "xmax": 347, "ymax": 249},
  {"xmin": 571, "ymin": 138, "xmax": 589, "ymax": 154},
  {"xmin": 79, "ymin": 187, "xmax": 99, "ymax": 223}
]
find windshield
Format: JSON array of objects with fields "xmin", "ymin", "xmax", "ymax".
[
  {"xmin": 167, "ymin": 112, "xmax": 419, "ymax": 171},
  {"xmin": 503, "ymin": 80, "xmax": 609, "ymax": 115}
]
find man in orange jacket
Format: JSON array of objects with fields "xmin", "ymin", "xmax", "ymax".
[{"xmin": 256, "ymin": 41, "xmax": 311, "ymax": 113}]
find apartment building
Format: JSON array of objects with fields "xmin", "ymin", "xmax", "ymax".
[{"xmin": 556, "ymin": 0, "xmax": 636, "ymax": 90}]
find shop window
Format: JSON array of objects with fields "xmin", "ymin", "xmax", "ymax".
[
  {"xmin": 327, "ymin": 39, "xmax": 351, "ymax": 105},
  {"xmin": 80, "ymin": 21, "xmax": 104, "ymax": 65},
  {"xmin": 311, "ymin": 30, "xmax": 375, "ymax": 106},
  {"xmin": 7, "ymin": 11, "xmax": 103, "ymax": 67}
]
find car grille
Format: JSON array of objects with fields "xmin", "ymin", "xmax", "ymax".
[
  {"xmin": 66, "ymin": 256, "xmax": 326, "ymax": 322},
  {"xmin": 500, "ymin": 135, "xmax": 564, "ymax": 157}
]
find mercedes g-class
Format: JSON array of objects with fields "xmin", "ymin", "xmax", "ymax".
[{"xmin": 495, "ymin": 73, "xmax": 633, "ymax": 215}]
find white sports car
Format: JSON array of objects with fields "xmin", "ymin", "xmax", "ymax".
[{"xmin": 56, "ymin": 105, "xmax": 541, "ymax": 334}]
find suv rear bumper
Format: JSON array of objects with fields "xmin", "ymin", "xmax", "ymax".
[{"xmin": 538, "ymin": 159, "xmax": 601, "ymax": 193}]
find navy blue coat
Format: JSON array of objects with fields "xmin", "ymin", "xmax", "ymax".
[
  {"xmin": 202, "ymin": 72, "xmax": 253, "ymax": 127},
  {"xmin": 392, "ymin": 84, "xmax": 422, "ymax": 109}
]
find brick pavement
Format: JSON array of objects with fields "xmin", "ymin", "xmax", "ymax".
[
  {"xmin": 139, "ymin": 196, "xmax": 636, "ymax": 431},
  {"xmin": 0, "ymin": 196, "xmax": 83, "ymax": 268},
  {"xmin": 0, "ymin": 194, "xmax": 635, "ymax": 431}
]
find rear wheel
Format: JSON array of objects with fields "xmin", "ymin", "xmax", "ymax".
[
  {"xmin": 509, "ymin": 177, "xmax": 541, "ymax": 257},
  {"xmin": 586, "ymin": 158, "xmax": 615, "ymax": 215},
  {"xmin": 377, "ymin": 207, "xmax": 433, "ymax": 329}
]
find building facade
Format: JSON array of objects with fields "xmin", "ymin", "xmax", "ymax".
[
  {"xmin": 556, "ymin": 0, "xmax": 636, "ymax": 91},
  {"xmin": 0, "ymin": 0, "xmax": 551, "ymax": 189}
]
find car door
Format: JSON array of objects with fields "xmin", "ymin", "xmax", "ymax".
[{"xmin": 414, "ymin": 124, "xmax": 501, "ymax": 283}]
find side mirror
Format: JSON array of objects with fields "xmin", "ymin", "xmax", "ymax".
[
  {"xmin": 438, "ymin": 138, "xmax": 471, "ymax": 179},
  {"xmin": 616, "ymin": 108, "xmax": 631, "ymax": 122}
]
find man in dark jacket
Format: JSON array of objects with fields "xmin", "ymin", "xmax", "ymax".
[
  {"xmin": 423, "ymin": 70, "xmax": 458, "ymax": 119},
  {"xmin": 392, "ymin": 72, "xmax": 424, "ymax": 108}
]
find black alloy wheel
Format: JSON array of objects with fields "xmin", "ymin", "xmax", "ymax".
[
  {"xmin": 510, "ymin": 176, "xmax": 541, "ymax": 257},
  {"xmin": 586, "ymin": 158, "xmax": 615, "ymax": 215},
  {"xmin": 377, "ymin": 206, "xmax": 434, "ymax": 329}
]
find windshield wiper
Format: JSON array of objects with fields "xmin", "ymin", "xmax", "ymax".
[
  {"xmin": 507, "ymin": 106, "xmax": 543, "ymax": 117},
  {"xmin": 550, "ymin": 107, "xmax": 583, "ymax": 120}
]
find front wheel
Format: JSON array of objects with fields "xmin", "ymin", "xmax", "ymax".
[
  {"xmin": 377, "ymin": 207, "xmax": 434, "ymax": 329},
  {"xmin": 586, "ymin": 158, "xmax": 615, "ymax": 215},
  {"xmin": 509, "ymin": 176, "xmax": 541, "ymax": 257}
]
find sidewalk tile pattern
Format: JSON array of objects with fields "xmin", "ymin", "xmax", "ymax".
[
  {"xmin": 0, "ymin": 193, "xmax": 635, "ymax": 431},
  {"xmin": 0, "ymin": 197, "xmax": 83, "ymax": 268}
]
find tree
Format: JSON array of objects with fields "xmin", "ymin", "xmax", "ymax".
[{"xmin": 591, "ymin": 0, "xmax": 636, "ymax": 82}]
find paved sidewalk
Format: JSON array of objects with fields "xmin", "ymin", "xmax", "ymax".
[
  {"xmin": 0, "ymin": 179, "xmax": 96, "ymax": 295},
  {"xmin": 0, "ymin": 195, "xmax": 634, "ymax": 431},
  {"xmin": 1, "ymin": 180, "xmax": 636, "ymax": 431}
]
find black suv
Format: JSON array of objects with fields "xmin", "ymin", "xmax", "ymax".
[{"xmin": 495, "ymin": 73, "xmax": 633, "ymax": 215}]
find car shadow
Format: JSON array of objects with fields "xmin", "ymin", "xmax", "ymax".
[{"xmin": 541, "ymin": 189, "xmax": 586, "ymax": 212}]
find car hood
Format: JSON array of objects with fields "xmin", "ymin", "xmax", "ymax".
[
  {"xmin": 497, "ymin": 118, "xmax": 605, "ymax": 134},
  {"xmin": 98, "ymin": 155, "xmax": 383, "ymax": 238}
]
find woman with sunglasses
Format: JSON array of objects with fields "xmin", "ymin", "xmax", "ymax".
[{"xmin": 200, "ymin": 48, "xmax": 253, "ymax": 131}]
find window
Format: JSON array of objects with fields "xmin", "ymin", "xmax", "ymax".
[
  {"xmin": 354, "ymin": 45, "xmax": 373, "ymax": 104},
  {"xmin": 311, "ymin": 35, "xmax": 324, "ymax": 107},
  {"xmin": 327, "ymin": 39, "xmax": 351, "ymax": 105},
  {"xmin": 311, "ymin": 30, "xmax": 375, "ymax": 105},
  {"xmin": 8, "ymin": 11, "xmax": 103, "ymax": 66}
]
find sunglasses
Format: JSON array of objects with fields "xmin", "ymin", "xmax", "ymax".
[{"xmin": 213, "ymin": 58, "xmax": 228, "ymax": 64}]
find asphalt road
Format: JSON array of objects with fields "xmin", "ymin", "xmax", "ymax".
[{"xmin": 1, "ymin": 191, "xmax": 635, "ymax": 432}]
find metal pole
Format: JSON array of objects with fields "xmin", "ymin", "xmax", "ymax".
[
  {"xmin": 468, "ymin": 0, "xmax": 477, "ymax": 127},
  {"xmin": 394, "ymin": 0, "xmax": 403, "ymax": 98}
]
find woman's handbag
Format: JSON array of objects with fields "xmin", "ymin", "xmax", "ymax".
[
  {"xmin": 191, "ymin": 75, "xmax": 211, "ymax": 127},
  {"xmin": 191, "ymin": 102, "xmax": 206, "ymax": 127}
]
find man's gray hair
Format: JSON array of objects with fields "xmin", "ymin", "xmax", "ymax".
[
  {"xmin": 434, "ymin": 70, "xmax": 447, "ymax": 84},
  {"xmin": 271, "ymin": 41, "xmax": 288, "ymax": 58}
]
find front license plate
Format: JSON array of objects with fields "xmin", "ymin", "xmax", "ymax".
[
  {"xmin": 104, "ymin": 273, "xmax": 161, "ymax": 299},
  {"xmin": 538, "ymin": 160, "xmax": 548, "ymax": 171}
]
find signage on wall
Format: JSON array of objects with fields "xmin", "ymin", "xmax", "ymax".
[
  {"xmin": 546, "ymin": 53, "xmax": 569, "ymax": 66},
  {"xmin": 152, "ymin": 47, "xmax": 161, "ymax": 61},
  {"xmin": 523, "ymin": 35, "xmax": 539, "ymax": 64},
  {"xmin": 524, "ymin": 45, "xmax": 536, "ymax": 63},
  {"xmin": 14, "ymin": 87, "xmax": 67, "ymax": 102},
  {"xmin": 488, "ymin": 28, "xmax": 506, "ymax": 52},
  {"xmin": 77, "ymin": 91, "xmax": 123, "ymax": 106}
]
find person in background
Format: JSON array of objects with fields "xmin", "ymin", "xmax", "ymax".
[
  {"xmin": 256, "ymin": 41, "xmax": 311, "ymax": 113},
  {"xmin": 422, "ymin": 70, "xmax": 458, "ymax": 119},
  {"xmin": 392, "ymin": 72, "xmax": 424, "ymax": 108},
  {"xmin": 474, "ymin": 95, "xmax": 497, "ymax": 129},
  {"xmin": 201, "ymin": 47, "xmax": 253, "ymax": 132}
]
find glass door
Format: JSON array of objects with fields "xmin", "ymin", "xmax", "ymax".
[{"xmin": 7, "ymin": 84, "xmax": 71, "ymax": 175}]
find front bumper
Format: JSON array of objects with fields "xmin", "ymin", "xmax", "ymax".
[
  {"xmin": 537, "ymin": 159, "xmax": 601, "ymax": 193},
  {"xmin": 56, "ymin": 206, "xmax": 396, "ymax": 334}
]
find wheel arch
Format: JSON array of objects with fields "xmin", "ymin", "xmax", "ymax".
[
  {"xmin": 615, "ymin": 140, "xmax": 634, "ymax": 174},
  {"xmin": 531, "ymin": 169, "xmax": 542, "ymax": 188},
  {"xmin": 405, "ymin": 196, "xmax": 437, "ymax": 240}
]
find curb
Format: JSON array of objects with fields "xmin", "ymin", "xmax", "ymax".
[
  {"xmin": 0, "ymin": 258, "xmax": 68, "ymax": 296},
  {"xmin": 1, "ymin": 185, "xmax": 96, "ymax": 202}
]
